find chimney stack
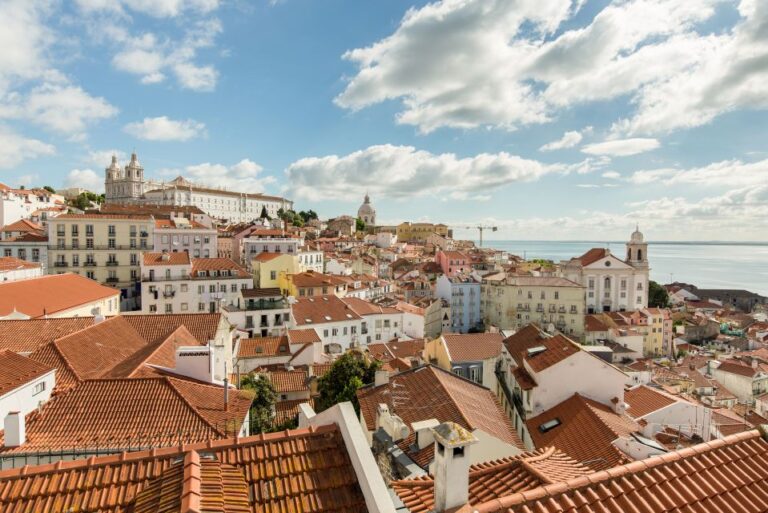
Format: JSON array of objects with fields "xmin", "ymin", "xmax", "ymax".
[
  {"xmin": 432, "ymin": 422, "xmax": 478, "ymax": 512},
  {"xmin": 374, "ymin": 369, "xmax": 389, "ymax": 387},
  {"xmin": 4, "ymin": 412, "xmax": 25, "ymax": 447}
]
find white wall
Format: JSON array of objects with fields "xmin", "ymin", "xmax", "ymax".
[
  {"xmin": 637, "ymin": 401, "xmax": 712, "ymax": 441},
  {"xmin": 527, "ymin": 351, "xmax": 627, "ymax": 416},
  {"xmin": 0, "ymin": 265, "xmax": 43, "ymax": 282},
  {"xmin": 0, "ymin": 370, "xmax": 55, "ymax": 420}
]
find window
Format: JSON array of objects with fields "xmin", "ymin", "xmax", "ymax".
[
  {"xmin": 181, "ymin": 284, "xmax": 188, "ymax": 292},
  {"xmin": 72, "ymin": 255, "xmax": 79, "ymax": 266},
  {"xmin": 198, "ymin": 303, "xmax": 206, "ymax": 311},
  {"xmin": 554, "ymin": 291, "xmax": 559, "ymax": 300},
  {"xmin": 198, "ymin": 285, "xmax": 204, "ymax": 294},
  {"xmin": 108, "ymin": 238, "xmax": 116, "ymax": 249},
  {"xmin": 33, "ymin": 381, "xmax": 46, "ymax": 395},
  {"xmin": 165, "ymin": 304, "xmax": 173, "ymax": 313},
  {"xmin": 231, "ymin": 284, "xmax": 237, "ymax": 292},
  {"xmin": 86, "ymin": 238, "xmax": 94, "ymax": 249},
  {"xmin": 323, "ymin": 329, "xmax": 329, "ymax": 337},
  {"xmin": 332, "ymin": 328, "xmax": 338, "ymax": 336},
  {"xmin": 270, "ymin": 270, "xmax": 277, "ymax": 280},
  {"xmin": 130, "ymin": 253, "xmax": 138, "ymax": 265},
  {"xmin": 527, "ymin": 291, "xmax": 533, "ymax": 299},
  {"xmin": 56, "ymin": 224, "xmax": 64, "ymax": 236},
  {"xmin": 86, "ymin": 271, "xmax": 95, "ymax": 280},
  {"xmin": 85, "ymin": 224, "xmax": 93, "ymax": 236},
  {"xmin": 2, "ymin": 249, "xmax": 10, "ymax": 257},
  {"xmin": 131, "ymin": 269, "xmax": 138, "ymax": 280},
  {"xmin": 149, "ymin": 304, "xmax": 157, "ymax": 312},
  {"xmin": 71, "ymin": 239, "xmax": 79, "ymax": 249},
  {"xmin": 32, "ymin": 248, "xmax": 39, "ymax": 261},
  {"xmin": 209, "ymin": 285, "xmax": 216, "ymax": 293},
  {"xmin": 588, "ymin": 279, "xmax": 595, "ymax": 289}
]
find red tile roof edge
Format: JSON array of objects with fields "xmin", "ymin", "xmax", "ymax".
[
  {"xmin": 472, "ymin": 429, "xmax": 765, "ymax": 512},
  {"xmin": 0, "ymin": 424, "xmax": 336, "ymax": 479}
]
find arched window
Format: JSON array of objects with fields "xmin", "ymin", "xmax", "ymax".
[
  {"xmin": 604, "ymin": 277, "xmax": 611, "ymax": 289},
  {"xmin": 637, "ymin": 249, "xmax": 643, "ymax": 261}
]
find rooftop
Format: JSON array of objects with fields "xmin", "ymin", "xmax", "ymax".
[
  {"xmin": 0, "ymin": 274, "xmax": 119, "ymax": 319},
  {"xmin": 0, "ymin": 350, "xmax": 54, "ymax": 397},
  {"xmin": 442, "ymin": 332, "xmax": 504, "ymax": 362},
  {"xmin": 142, "ymin": 251, "xmax": 192, "ymax": 266},
  {"xmin": 291, "ymin": 295, "xmax": 363, "ymax": 325}
]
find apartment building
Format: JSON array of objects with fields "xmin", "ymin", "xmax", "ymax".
[
  {"xmin": 435, "ymin": 274, "xmax": 481, "ymax": 333},
  {"xmin": 140, "ymin": 252, "xmax": 252, "ymax": 314},
  {"xmin": 152, "ymin": 218, "xmax": 217, "ymax": 257},
  {"xmin": 47, "ymin": 214, "xmax": 153, "ymax": 306},
  {"xmin": 222, "ymin": 287, "xmax": 291, "ymax": 338},
  {"xmin": 481, "ymin": 275, "xmax": 585, "ymax": 339},
  {"xmin": 0, "ymin": 185, "xmax": 64, "ymax": 227},
  {"xmin": 0, "ymin": 220, "xmax": 48, "ymax": 272}
]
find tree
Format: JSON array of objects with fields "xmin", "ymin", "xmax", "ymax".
[
  {"xmin": 240, "ymin": 374, "xmax": 277, "ymax": 434},
  {"xmin": 315, "ymin": 352, "xmax": 380, "ymax": 414},
  {"xmin": 355, "ymin": 217, "xmax": 366, "ymax": 232},
  {"xmin": 43, "ymin": 185, "xmax": 56, "ymax": 193},
  {"xmin": 298, "ymin": 210, "xmax": 318, "ymax": 223},
  {"xmin": 648, "ymin": 280, "xmax": 670, "ymax": 308},
  {"xmin": 259, "ymin": 206, "xmax": 271, "ymax": 220}
]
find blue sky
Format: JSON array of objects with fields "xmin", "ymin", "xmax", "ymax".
[{"xmin": 1, "ymin": 0, "xmax": 767, "ymax": 240}]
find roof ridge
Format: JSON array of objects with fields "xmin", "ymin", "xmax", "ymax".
[
  {"xmin": 47, "ymin": 339, "xmax": 82, "ymax": 383},
  {"xmin": 429, "ymin": 366, "xmax": 478, "ymax": 432},
  {"xmin": 162, "ymin": 376, "xmax": 224, "ymax": 435},
  {"xmin": 125, "ymin": 325, "xmax": 194, "ymax": 378},
  {"xmin": 473, "ymin": 429, "xmax": 765, "ymax": 512},
  {"xmin": 518, "ymin": 447, "xmax": 558, "ymax": 485}
]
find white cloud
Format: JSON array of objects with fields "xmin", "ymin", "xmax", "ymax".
[
  {"xmin": 0, "ymin": 84, "xmax": 118, "ymax": 138},
  {"xmin": 75, "ymin": 0, "xmax": 220, "ymax": 18},
  {"xmin": 65, "ymin": 169, "xmax": 104, "ymax": 192},
  {"xmin": 285, "ymin": 144, "xmax": 558, "ymax": 201},
  {"xmin": 106, "ymin": 18, "xmax": 222, "ymax": 91},
  {"xmin": 581, "ymin": 138, "xmax": 660, "ymax": 157},
  {"xmin": 0, "ymin": 0, "xmax": 53, "ymax": 93},
  {"xmin": 335, "ymin": 0, "xmax": 764, "ymax": 136},
  {"xmin": 160, "ymin": 159, "xmax": 275, "ymax": 192},
  {"xmin": 84, "ymin": 149, "xmax": 127, "ymax": 168},
  {"xmin": 0, "ymin": 127, "xmax": 55, "ymax": 169},
  {"xmin": 602, "ymin": 171, "xmax": 621, "ymax": 179},
  {"xmin": 628, "ymin": 158, "xmax": 768, "ymax": 187},
  {"xmin": 540, "ymin": 130, "xmax": 583, "ymax": 151},
  {"xmin": 124, "ymin": 116, "xmax": 206, "ymax": 141}
]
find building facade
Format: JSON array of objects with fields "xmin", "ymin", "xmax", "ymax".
[
  {"xmin": 104, "ymin": 154, "xmax": 292, "ymax": 222},
  {"xmin": 0, "ymin": 185, "xmax": 64, "ymax": 228},
  {"xmin": 47, "ymin": 214, "xmax": 153, "ymax": 306},
  {"xmin": 435, "ymin": 274, "xmax": 481, "ymax": 333},
  {"xmin": 560, "ymin": 228, "xmax": 649, "ymax": 314},
  {"xmin": 152, "ymin": 218, "xmax": 217, "ymax": 258}
]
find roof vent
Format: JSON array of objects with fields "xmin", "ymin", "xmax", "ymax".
[
  {"xmin": 527, "ymin": 346, "xmax": 547, "ymax": 357},
  {"xmin": 324, "ymin": 315, "xmax": 332, "ymax": 321}
]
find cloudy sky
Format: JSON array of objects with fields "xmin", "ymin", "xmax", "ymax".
[{"xmin": 2, "ymin": 0, "xmax": 767, "ymax": 240}]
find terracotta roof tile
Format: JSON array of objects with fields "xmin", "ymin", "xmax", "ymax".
[
  {"xmin": 0, "ymin": 273, "xmax": 119, "ymax": 318},
  {"xmin": 392, "ymin": 448, "xmax": 590, "ymax": 513},
  {"xmin": 274, "ymin": 398, "xmax": 315, "ymax": 426},
  {"xmin": 121, "ymin": 313, "xmax": 225, "ymax": 346},
  {"xmin": 0, "ymin": 376, "xmax": 252, "ymax": 452},
  {"xmin": 192, "ymin": 258, "xmax": 250, "ymax": 278},
  {"xmin": 624, "ymin": 385, "xmax": 677, "ymax": 418},
  {"xmin": 143, "ymin": 251, "xmax": 191, "ymax": 266},
  {"xmin": 287, "ymin": 328, "xmax": 321, "ymax": 344},
  {"xmin": 474, "ymin": 430, "xmax": 768, "ymax": 513},
  {"xmin": 238, "ymin": 336, "xmax": 289, "ymax": 358},
  {"xmin": 251, "ymin": 252, "xmax": 284, "ymax": 262},
  {"xmin": 267, "ymin": 370, "xmax": 309, "ymax": 393},
  {"xmin": 526, "ymin": 394, "xmax": 640, "ymax": 471},
  {"xmin": 291, "ymin": 295, "xmax": 363, "ymax": 325},
  {"xmin": 341, "ymin": 297, "xmax": 401, "ymax": 315},
  {"xmin": 0, "ymin": 317, "xmax": 93, "ymax": 354},
  {"xmin": 0, "ymin": 256, "xmax": 41, "ymax": 271},
  {"xmin": 524, "ymin": 335, "xmax": 580, "ymax": 373},
  {"xmin": 357, "ymin": 365, "xmax": 523, "ymax": 461},
  {"xmin": 1, "ymin": 218, "xmax": 43, "ymax": 232},
  {"xmin": 577, "ymin": 248, "xmax": 611, "ymax": 266},
  {"xmin": 0, "ymin": 424, "xmax": 368, "ymax": 513},
  {"xmin": 0, "ymin": 350, "xmax": 53, "ymax": 397},
  {"xmin": 716, "ymin": 359, "xmax": 759, "ymax": 377},
  {"xmin": 442, "ymin": 333, "xmax": 504, "ymax": 362}
]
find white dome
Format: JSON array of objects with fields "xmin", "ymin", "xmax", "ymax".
[{"xmin": 630, "ymin": 224, "xmax": 644, "ymax": 243}]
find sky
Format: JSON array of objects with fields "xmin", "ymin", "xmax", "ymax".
[{"xmin": 1, "ymin": 0, "xmax": 767, "ymax": 241}]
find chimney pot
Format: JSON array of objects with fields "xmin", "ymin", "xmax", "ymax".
[
  {"xmin": 431, "ymin": 422, "xmax": 478, "ymax": 512},
  {"xmin": 4, "ymin": 412, "xmax": 25, "ymax": 447}
]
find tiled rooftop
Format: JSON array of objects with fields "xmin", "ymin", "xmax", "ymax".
[
  {"xmin": 357, "ymin": 365, "xmax": 522, "ymax": 464},
  {"xmin": 473, "ymin": 430, "xmax": 768, "ymax": 513},
  {"xmin": 291, "ymin": 295, "xmax": 363, "ymax": 325},
  {"xmin": 0, "ymin": 424, "xmax": 369, "ymax": 513},
  {"xmin": 624, "ymin": 385, "xmax": 677, "ymax": 418},
  {"xmin": 0, "ymin": 257, "xmax": 41, "ymax": 272},
  {"xmin": 0, "ymin": 273, "xmax": 118, "ymax": 318},
  {"xmin": 121, "ymin": 313, "xmax": 225, "ymax": 346},
  {"xmin": 0, "ymin": 317, "xmax": 93, "ymax": 353},
  {"xmin": 526, "ymin": 393, "xmax": 640, "ymax": 471},
  {"xmin": 268, "ymin": 370, "xmax": 309, "ymax": 393},
  {"xmin": 442, "ymin": 333, "xmax": 503, "ymax": 362},
  {"xmin": 0, "ymin": 376, "xmax": 253, "ymax": 452},
  {"xmin": 392, "ymin": 448, "xmax": 590, "ymax": 513},
  {"xmin": 287, "ymin": 328, "xmax": 321, "ymax": 344},
  {"xmin": 0, "ymin": 350, "xmax": 53, "ymax": 397},
  {"xmin": 142, "ymin": 251, "xmax": 191, "ymax": 266},
  {"xmin": 237, "ymin": 336, "xmax": 289, "ymax": 358},
  {"xmin": 192, "ymin": 258, "xmax": 250, "ymax": 278}
]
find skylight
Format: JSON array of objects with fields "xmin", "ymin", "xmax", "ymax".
[{"xmin": 539, "ymin": 418, "xmax": 561, "ymax": 433}]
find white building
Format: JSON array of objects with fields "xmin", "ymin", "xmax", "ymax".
[
  {"xmin": 222, "ymin": 287, "xmax": 292, "ymax": 338},
  {"xmin": 297, "ymin": 249, "xmax": 324, "ymax": 273},
  {"xmin": 357, "ymin": 193, "xmax": 376, "ymax": 227},
  {"xmin": 104, "ymin": 153, "xmax": 292, "ymax": 222},
  {"xmin": 153, "ymin": 218, "xmax": 217, "ymax": 258},
  {"xmin": 0, "ymin": 220, "xmax": 48, "ymax": 272},
  {"xmin": 140, "ymin": 252, "xmax": 253, "ymax": 314},
  {"xmin": 0, "ymin": 257, "xmax": 43, "ymax": 282},
  {"xmin": 560, "ymin": 227, "xmax": 649, "ymax": 313},
  {"xmin": 242, "ymin": 229, "xmax": 301, "ymax": 265},
  {"xmin": 0, "ymin": 351, "xmax": 56, "ymax": 421},
  {"xmin": 0, "ymin": 184, "xmax": 64, "ymax": 228}
]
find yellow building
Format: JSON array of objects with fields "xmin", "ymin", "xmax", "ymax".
[
  {"xmin": 251, "ymin": 252, "xmax": 298, "ymax": 288},
  {"xmin": 48, "ymin": 213, "xmax": 154, "ymax": 305},
  {"xmin": 277, "ymin": 270, "xmax": 348, "ymax": 298},
  {"xmin": 396, "ymin": 222, "xmax": 450, "ymax": 243},
  {"xmin": 481, "ymin": 275, "xmax": 586, "ymax": 340},
  {"xmin": 606, "ymin": 308, "xmax": 672, "ymax": 357}
]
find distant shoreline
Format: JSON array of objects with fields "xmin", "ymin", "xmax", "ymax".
[{"xmin": 478, "ymin": 240, "xmax": 768, "ymax": 247}]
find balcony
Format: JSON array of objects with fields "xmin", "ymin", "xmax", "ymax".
[
  {"xmin": 106, "ymin": 277, "xmax": 120, "ymax": 284},
  {"xmin": 84, "ymin": 262, "xmax": 97, "ymax": 267},
  {"xmin": 53, "ymin": 261, "xmax": 68, "ymax": 268},
  {"xmin": 243, "ymin": 299, "xmax": 289, "ymax": 311},
  {"xmin": 163, "ymin": 290, "xmax": 176, "ymax": 298},
  {"xmin": 559, "ymin": 306, "xmax": 566, "ymax": 313},
  {"xmin": 106, "ymin": 261, "xmax": 119, "ymax": 266}
]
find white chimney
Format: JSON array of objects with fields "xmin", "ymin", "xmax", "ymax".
[
  {"xmin": 173, "ymin": 346, "xmax": 214, "ymax": 382},
  {"xmin": 4, "ymin": 412, "xmax": 25, "ymax": 447},
  {"xmin": 432, "ymin": 422, "xmax": 478, "ymax": 513},
  {"xmin": 411, "ymin": 418, "xmax": 440, "ymax": 450},
  {"xmin": 374, "ymin": 369, "xmax": 389, "ymax": 387},
  {"xmin": 375, "ymin": 403, "xmax": 409, "ymax": 442}
]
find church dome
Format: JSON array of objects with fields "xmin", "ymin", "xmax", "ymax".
[
  {"xmin": 357, "ymin": 193, "xmax": 376, "ymax": 225},
  {"xmin": 630, "ymin": 224, "xmax": 644, "ymax": 243}
]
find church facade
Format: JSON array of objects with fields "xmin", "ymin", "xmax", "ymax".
[
  {"xmin": 560, "ymin": 227, "xmax": 650, "ymax": 313},
  {"xmin": 104, "ymin": 153, "xmax": 292, "ymax": 223}
]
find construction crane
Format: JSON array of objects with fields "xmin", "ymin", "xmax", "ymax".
[{"xmin": 454, "ymin": 225, "xmax": 498, "ymax": 247}]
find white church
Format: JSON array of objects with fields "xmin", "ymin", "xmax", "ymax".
[{"xmin": 560, "ymin": 227, "xmax": 650, "ymax": 313}]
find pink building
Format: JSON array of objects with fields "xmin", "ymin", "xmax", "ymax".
[{"xmin": 435, "ymin": 250, "xmax": 471, "ymax": 277}]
